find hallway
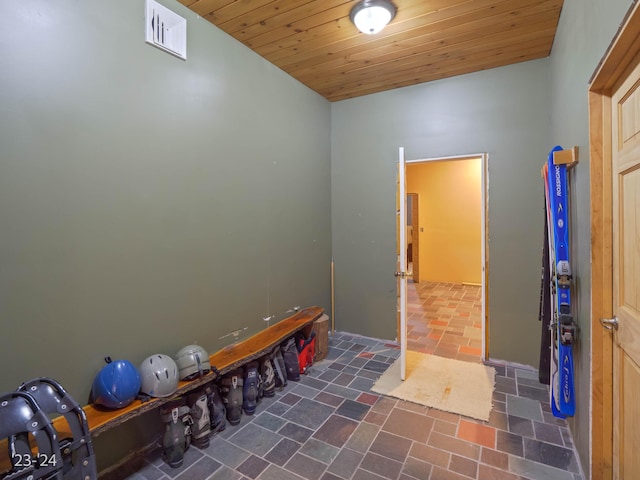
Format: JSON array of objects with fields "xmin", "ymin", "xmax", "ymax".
[{"xmin": 407, "ymin": 281, "xmax": 483, "ymax": 362}]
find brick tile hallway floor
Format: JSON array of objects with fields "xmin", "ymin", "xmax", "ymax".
[
  {"xmin": 407, "ymin": 281, "xmax": 483, "ymax": 362},
  {"xmin": 123, "ymin": 333, "xmax": 585, "ymax": 480}
]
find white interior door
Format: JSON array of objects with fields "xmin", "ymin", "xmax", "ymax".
[{"xmin": 398, "ymin": 147, "xmax": 408, "ymax": 380}]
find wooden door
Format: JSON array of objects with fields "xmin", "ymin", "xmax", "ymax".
[
  {"xmin": 588, "ymin": 3, "xmax": 640, "ymax": 477},
  {"xmin": 610, "ymin": 58, "xmax": 640, "ymax": 479}
]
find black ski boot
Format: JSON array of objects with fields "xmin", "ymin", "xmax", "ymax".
[
  {"xmin": 281, "ymin": 336, "xmax": 301, "ymax": 382},
  {"xmin": 256, "ymin": 363, "xmax": 265, "ymax": 403},
  {"xmin": 272, "ymin": 348, "xmax": 288, "ymax": 390},
  {"xmin": 220, "ymin": 369, "xmax": 243, "ymax": 426},
  {"xmin": 205, "ymin": 383, "xmax": 226, "ymax": 434},
  {"xmin": 187, "ymin": 388, "xmax": 211, "ymax": 449},
  {"xmin": 160, "ymin": 399, "xmax": 191, "ymax": 468},
  {"xmin": 243, "ymin": 361, "xmax": 260, "ymax": 415},
  {"xmin": 260, "ymin": 355, "xmax": 276, "ymax": 398}
]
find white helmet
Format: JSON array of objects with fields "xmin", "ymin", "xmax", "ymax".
[
  {"xmin": 139, "ymin": 354, "xmax": 179, "ymax": 397},
  {"xmin": 175, "ymin": 345, "xmax": 211, "ymax": 381}
]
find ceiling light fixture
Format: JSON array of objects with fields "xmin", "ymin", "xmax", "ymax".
[{"xmin": 349, "ymin": 0, "xmax": 396, "ymax": 35}]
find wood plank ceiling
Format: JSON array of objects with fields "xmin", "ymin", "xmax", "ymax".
[{"xmin": 177, "ymin": 0, "xmax": 564, "ymax": 102}]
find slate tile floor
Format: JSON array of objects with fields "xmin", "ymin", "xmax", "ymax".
[
  {"xmin": 122, "ymin": 333, "xmax": 585, "ymax": 480},
  {"xmin": 407, "ymin": 281, "xmax": 483, "ymax": 362}
]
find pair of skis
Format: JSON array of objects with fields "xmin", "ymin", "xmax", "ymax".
[{"xmin": 539, "ymin": 146, "xmax": 576, "ymax": 418}]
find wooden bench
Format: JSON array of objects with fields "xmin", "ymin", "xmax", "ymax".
[
  {"xmin": 1, "ymin": 306, "xmax": 323, "ymax": 472},
  {"xmin": 65, "ymin": 305, "xmax": 323, "ymax": 437}
]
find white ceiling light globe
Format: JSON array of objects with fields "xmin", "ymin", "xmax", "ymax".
[
  {"xmin": 354, "ymin": 6, "xmax": 392, "ymax": 34},
  {"xmin": 350, "ymin": 1, "xmax": 397, "ymax": 35}
]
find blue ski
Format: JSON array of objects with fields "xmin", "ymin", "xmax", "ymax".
[
  {"xmin": 542, "ymin": 160, "xmax": 564, "ymax": 418},
  {"xmin": 544, "ymin": 146, "xmax": 576, "ymax": 417}
]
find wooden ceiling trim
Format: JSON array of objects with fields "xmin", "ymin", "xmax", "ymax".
[
  {"xmin": 266, "ymin": 0, "xmax": 480, "ymax": 68},
  {"xmin": 326, "ymin": 51, "xmax": 546, "ymax": 100},
  {"xmin": 188, "ymin": 0, "xmax": 276, "ymax": 20},
  {"xmin": 237, "ymin": 3, "xmax": 354, "ymax": 49},
  {"xmin": 240, "ymin": 0, "xmax": 456, "ymax": 48},
  {"xmin": 324, "ymin": 46, "xmax": 550, "ymax": 101},
  {"xmin": 314, "ymin": 36, "xmax": 554, "ymax": 97},
  {"xmin": 219, "ymin": 0, "xmax": 350, "ymax": 39},
  {"xmin": 289, "ymin": 0, "xmax": 561, "ymax": 70},
  {"xmin": 182, "ymin": 0, "xmax": 237, "ymax": 17},
  {"xmin": 211, "ymin": 0, "xmax": 298, "ymax": 26},
  {"xmin": 286, "ymin": 8, "xmax": 560, "ymax": 81},
  {"xmin": 176, "ymin": 0, "xmax": 200, "ymax": 7},
  {"xmin": 250, "ymin": 0, "xmax": 462, "ymax": 57},
  {"xmin": 341, "ymin": 10, "xmax": 558, "ymax": 67},
  {"xmin": 263, "ymin": 0, "xmax": 558, "ymax": 66},
  {"xmin": 180, "ymin": 0, "xmax": 563, "ymax": 101},
  {"xmin": 310, "ymin": 32, "xmax": 554, "ymax": 94},
  {"xmin": 278, "ymin": 10, "xmax": 526, "ymax": 73},
  {"xmin": 252, "ymin": 16, "xmax": 354, "ymax": 57},
  {"xmin": 298, "ymin": 34, "xmax": 554, "ymax": 93}
]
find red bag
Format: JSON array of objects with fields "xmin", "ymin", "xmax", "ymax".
[{"xmin": 296, "ymin": 331, "xmax": 316, "ymax": 374}]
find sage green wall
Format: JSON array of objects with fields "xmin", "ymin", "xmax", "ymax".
[
  {"xmin": 0, "ymin": 0, "xmax": 331, "ymax": 468},
  {"xmin": 331, "ymin": 59, "xmax": 550, "ymax": 366},
  {"xmin": 548, "ymin": 0, "xmax": 632, "ymax": 477}
]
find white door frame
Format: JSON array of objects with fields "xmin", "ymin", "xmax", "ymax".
[{"xmin": 398, "ymin": 147, "xmax": 408, "ymax": 380}]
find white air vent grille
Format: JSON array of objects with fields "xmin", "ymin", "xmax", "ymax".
[{"xmin": 145, "ymin": 0, "xmax": 186, "ymax": 60}]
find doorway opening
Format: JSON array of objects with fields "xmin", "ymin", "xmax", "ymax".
[{"xmin": 398, "ymin": 153, "xmax": 489, "ymax": 363}]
